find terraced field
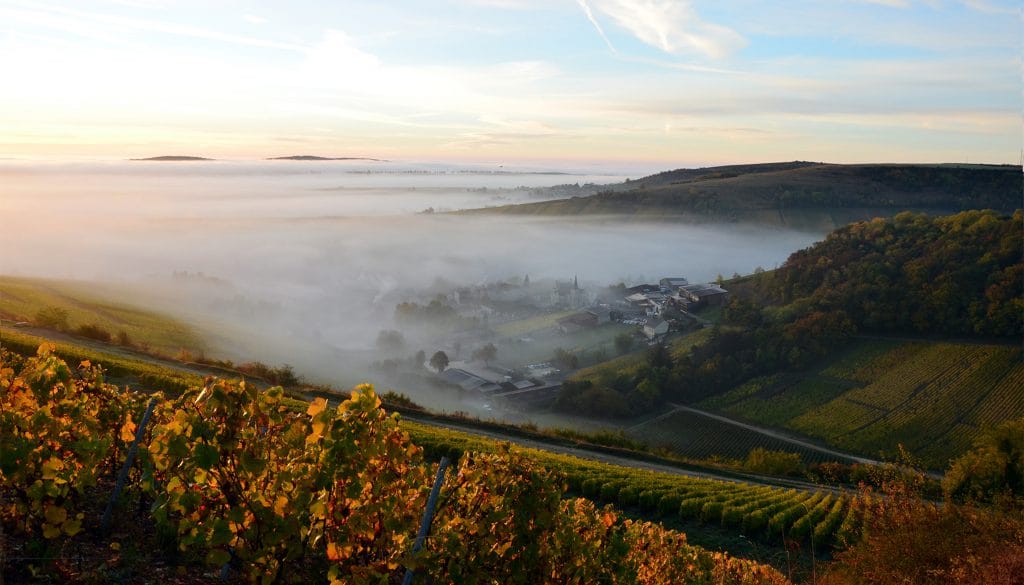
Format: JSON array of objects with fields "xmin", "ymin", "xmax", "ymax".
[{"xmin": 701, "ymin": 340, "xmax": 1023, "ymax": 469}]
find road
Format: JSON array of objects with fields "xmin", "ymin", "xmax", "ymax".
[
  {"xmin": 661, "ymin": 403, "xmax": 880, "ymax": 465},
  {"xmin": 396, "ymin": 411, "xmax": 850, "ymax": 494}
]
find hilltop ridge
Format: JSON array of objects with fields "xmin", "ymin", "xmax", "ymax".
[
  {"xmin": 267, "ymin": 155, "xmax": 387, "ymax": 161},
  {"xmin": 130, "ymin": 155, "xmax": 213, "ymax": 161},
  {"xmin": 461, "ymin": 162, "xmax": 1021, "ymax": 227}
]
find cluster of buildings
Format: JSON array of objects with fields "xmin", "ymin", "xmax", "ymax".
[
  {"xmin": 555, "ymin": 276, "xmax": 730, "ymax": 342},
  {"xmin": 439, "ymin": 360, "xmax": 561, "ymax": 406},
  {"xmin": 426, "ymin": 273, "xmax": 730, "ymax": 407},
  {"xmin": 438, "ymin": 275, "xmax": 598, "ymax": 323}
]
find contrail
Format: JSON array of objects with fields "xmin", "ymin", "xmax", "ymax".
[{"xmin": 576, "ymin": 0, "xmax": 618, "ymax": 54}]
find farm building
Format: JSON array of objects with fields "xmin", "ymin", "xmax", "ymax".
[
  {"xmin": 680, "ymin": 283, "xmax": 730, "ymax": 307},
  {"xmin": 643, "ymin": 318, "xmax": 670, "ymax": 340}
]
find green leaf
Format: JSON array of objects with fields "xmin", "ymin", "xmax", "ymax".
[
  {"xmin": 210, "ymin": 518, "xmax": 234, "ymax": 547},
  {"xmin": 194, "ymin": 443, "xmax": 219, "ymax": 470},
  {"xmin": 206, "ymin": 549, "xmax": 231, "ymax": 567}
]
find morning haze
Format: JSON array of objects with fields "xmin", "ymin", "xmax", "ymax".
[{"xmin": 1, "ymin": 159, "xmax": 821, "ymax": 412}]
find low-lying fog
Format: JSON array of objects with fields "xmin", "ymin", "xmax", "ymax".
[{"xmin": 1, "ymin": 160, "xmax": 826, "ymax": 422}]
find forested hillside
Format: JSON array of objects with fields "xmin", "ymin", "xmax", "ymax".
[{"xmin": 467, "ymin": 163, "xmax": 1021, "ymax": 224}]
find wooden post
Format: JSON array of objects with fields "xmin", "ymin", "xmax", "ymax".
[
  {"xmin": 402, "ymin": 456, "xmax": 451, "ymax": 585},
  {"xmin": 101, "ymin": 397, "xmax": 158, "ymax": 533}
]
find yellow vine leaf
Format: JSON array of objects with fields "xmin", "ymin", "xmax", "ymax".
[
  {"xmin": 274, "ymin": 495, "xmax": 289, "ymax": 516},
  {"xmin": 44, "ymin": 504, "xmax": 67, "ymax": 525},
  {"xmin": 307, "ymin": 397, "xmax": 328, "ymax": 417},
  {"xmin": 41, "ymin": 457, "xmax": 64, "ymax": 480},
  {"xmin": 120, "ymin": 416, "xmax": 137, "ymax": 443},
  {"xmin": 601, "ymin": 510, "xmax": 616, "ymax": 528}
]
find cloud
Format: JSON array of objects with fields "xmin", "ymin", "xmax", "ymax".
[
  {"xmin": 576, "ymin": 0, "xmax": 618, "ymax": 54},
  {"xmin": 588, "ymin": 0, "xmax": 746, "ymax": 59},
  {"xmin": 959, "ymin": 0, "xmax": 1019, "ymax": 14}
]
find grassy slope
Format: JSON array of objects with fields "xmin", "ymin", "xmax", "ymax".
[
  {"xmin": 0, "ymin": 328, "xmax": 203, "ymax": 395},
  {"xmin": 461, "ymin": 163, "xmax": 1021, "ymax": 226},
  {"xmin": 571, "ymin": 328, "xmax": 713, "ymax": 387},
  {"xmin": 697, "ymin": 339, "xmax": 1024, "ymax": 469},
  {"xmin": 492, "ymin": 310, "xmax": 578, "ymax": 337},
  {"xmin": 0, "ymin": 275, "xmax": 205, "ymax": 355}
]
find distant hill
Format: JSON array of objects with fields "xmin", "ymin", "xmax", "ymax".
[
  {"xmin": 130, "ymin": 155, "xmax": 213, "ymax": 161},
  {"xmin": 462, "ymin": 162, "xmax": 1022, "ymax": 227},
  {"xmin": 268, "ymin": 155, "xmax": 387, "ymax": 161}
]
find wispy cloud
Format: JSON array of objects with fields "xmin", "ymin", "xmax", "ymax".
[
  {"xmin": 576, "ymin": 0, "xmax": 618, "ymax": 54},
  {"xmin": 588, "ymin": 0, "xmax": 746, "ymax": 59},
  {"xmin": 959, "ymin": 0, "xmax": 1019, "ymax": 14}
]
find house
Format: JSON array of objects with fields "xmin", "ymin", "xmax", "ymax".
[
  {"xmin": 643, "ymin": 318, "xmax": 670, "ymax": 340},
  {"xmin": 494, "ymin": 382, "xmax": 562, "ymax": 407},
  {"xmin": 624, "ymin": 283, "xmax": 660, "ymax": 296},
  {"xmin": 625, "ymin": 291, "xmax": 668, "ymax": 316},
  {"xmin": 659, "ymin": 277, "xmax": 689, "ymax": 289},
  {"xmin": 679, "ymin": 283, "xmax": 730, "ymax": 307}
]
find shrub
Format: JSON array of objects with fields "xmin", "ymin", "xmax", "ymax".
[
  {"xmin": 657, "ymin": 492, "xmax": 683, "ymax": 516},
  {"xmin": 743, "ymin": 510, "xmax": 768, "ymax": 534},
  {"xmin": 943, "ymin": 416, "xmax": 1024, "ymax": 507},
  {"xmin": 679, "ymin": 496, "xmax": 709, "ymax": 518},
  {"xmin": 700, "ymin": 500, "xmax": 725, "ymax": 523},
  {"xmin": 617, "ymin": 486, "xmax": 639, "ymax": 507},
  {"xmin": 638, "ymin": 490, "xmax": 660, "ymax": 511},
  {"xmin": 823, "ymin": 484, "xmax": 1024, "ymax": 585},
  {"xmin": 33, "ymin": 307, "xmax": 69, "ymax": 330},
  {"xmin": 744, "ymin": 448, "xmax": 804, "ymax": 477},
  {"xmin": 600, "ymin": 481, "xmax": 624, "ymax": 501},
  {"xmin": 76, "ymin": 323, "xmax": 112, "ymax": 343}
]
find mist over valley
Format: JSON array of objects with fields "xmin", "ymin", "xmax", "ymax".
[{"xmin": 1, "ymin": 159, "xmax": 824, "ymax": 419}]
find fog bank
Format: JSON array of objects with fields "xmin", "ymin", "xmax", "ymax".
[{"xmin": 1, "ymin": 161, "xmax": 826, "ymax": 411}]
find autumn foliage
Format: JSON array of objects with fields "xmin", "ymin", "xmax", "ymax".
[{"xmin": 2, "ymin": 349, "xmax": 790, "ymax": 584}]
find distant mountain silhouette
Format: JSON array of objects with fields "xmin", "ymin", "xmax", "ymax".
[
  {"xmin": 268, "ymin": 155, "xmax": 387, "ymax": 161},
  {"xmin": 130, "ymin": 156, "xmax": 213, "ymax": 161}
]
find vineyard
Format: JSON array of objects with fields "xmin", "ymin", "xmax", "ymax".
[
  {"xmin": 406, "ymin": 420, "xmax": 859, "ymax": 548},
  {"xmin": 623, "ymin": 409, "xmax": 847, "ymax": 465},
  {"xmin": 1, "ymin": 346, "xmax": 807, "ymax": 584},
  {"xmin": 700, "ymin": 340, "xmax": 1024, "ymax": 469}
]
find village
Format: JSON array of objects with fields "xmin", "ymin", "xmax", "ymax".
[{"xmin": 380, "ymin": 274, "xmax": 730, "ymax": 413}]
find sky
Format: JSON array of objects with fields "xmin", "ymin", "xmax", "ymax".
[{"xmin": 0, "ymin": 0, "xmax": 1020, "ymax": 166}]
